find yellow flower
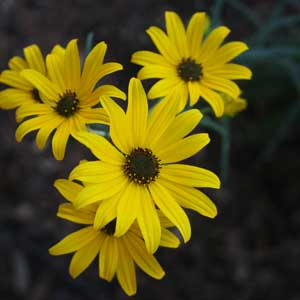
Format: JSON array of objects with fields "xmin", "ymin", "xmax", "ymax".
[
  {"xmin": 50, "ymin": 180, "xmax": 180, "ymax": 296},
  {"xmin": 131, "ymin": 11, "xmax": 252, "ymax": 117},
  {"xmin": 14, "ymin": 39, "xmax": 126, "ymax": 160},
  {"xmin": 68, "ymin": 78, "xmax": 220, "ymax": 254},
  {"xmin": 222, "ymin": 93, "xmax": 247, "ymax": 117},
  {"xmin": 0, "ymin": 44, "xmax": 62, "ymax": 118}
]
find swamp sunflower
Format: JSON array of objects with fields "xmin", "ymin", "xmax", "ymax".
[
  {"xmin": 50, "ymin": 179, "xmax": 180, "ymax": 296},
  {"xmin": 131, "ymin": 11, "xmax": 252, "ymax": 116},
  {"xmin": 15, "ymin": 39, "xmax": 125, "ymax": 160},
  {"xmin": 67, "ymin": 78, "xmax": 220, "ymax": 254}
]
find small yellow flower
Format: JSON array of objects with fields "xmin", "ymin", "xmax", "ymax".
[
  {"xmin": 0, "ymin": 44, "xmax": 62, "ymax": 117},
  {"xmin": 131, "ymin": 11, "xmax": 252, "ymax": 117},
  {"xmin": 66, "ymin": 78, "xmax": 220, "ymax": 254},
  {"xmin": 50, "ymin": 180, "xmax": 180, "ymax": 296},
  {"xmin": 223, "ymin": 93, "xmax": 247, "ymax": 117},
  {"xmin": 14, "ymin": 39, "xmax": 125, "ymax": 160}
]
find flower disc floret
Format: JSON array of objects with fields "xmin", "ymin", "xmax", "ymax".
[
  {"xmin": 177, "ymin": 58, "xmax": 202, "ymax": 82},
  {"xmin": 56, "ymin": 91, "xmax": 79, "ymax": 117}
]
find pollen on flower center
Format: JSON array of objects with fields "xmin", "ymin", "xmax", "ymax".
[
  {"xmin": 31, "ymin": 88, "xmax": 42, "ymax": 103},
  {"xmin": 124, "ymin": 147, "xmax": 161, "ymax": 185},
  {"xmin": 56, "ymin": 91, "xmax": 79, "ymax": 117},
  {"xmin": 177, "ymin": 58, "xmax": 203, "ymax": 82},
  {"xmin": 101, "ymin": 218, "xmax": 117, "ymax": 236}
]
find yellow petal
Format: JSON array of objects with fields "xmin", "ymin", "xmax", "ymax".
[
  {"xmin": 147, "ymin": 77, "xmax": 180, "ymax": 99},
  {"xmin": 160, "ymin": 227, "xmax": 180, "ymax": 248},
  {"xmin": 160, "ymin": 164, "xmax": 221, "ymax": 188},
  {"xmin": 137, "ymin": 65, "xmax": 176, "ymax": 80},
  {"xmin": 16, "ymin": 103, "xmax": 53, "ymax": 123},
  {"xmin": 199, "ymin": 84, "xmax": 224, "ymax": 117},
  {"xmin": 209, "ymin": 64, "xmax": 252, "ymax": 80},
  {"xmin": 188, "ymin": 81, "xmax": 201, "ymax": 106},
  {"xmin": 49, "ymin": 226, "xmax": 98, "ymax": 255},
  {"xmin": 124, "ymin": 232, "xmax": 165, "ymax": 279},
  {"xmin": 146, "ymin": 26, "xmax": 180, "ymax": 64},
  {"xmin": 52, "ymin": 120, "xmax": 70, "ymax": 160},
  {"xmin": 127, "ymin": 78, "xmax": 148, "ymax": 147},
  {"xmin": 149, "ymin": 182, "xmax": 191, "ymax": 243},
  {"xmin": 100, "ymin": 96, "xmax": 131, "ymax": 154},
  {"xmin": 57, "ymin": 203, "xmax": 94, "ymax": 224},
  {"xmin": 131, "ymin": 50, "xmax": 171, "ymax": 67},
  {"xmin": 116, "ymin": 240, "xmax": 137, "ymax": 296},
  {"xmin": 0, "ymin": 70, "xmax": 32, "ymax": 90},
  {"xmin": 115, "ymin": 182, "xmax": 139, "ymax": 237},
  {"xmin": 80, "ymin": 107, "xmax": 109, "ymax": 125},
  {"xmin": 94, "ymin": 196, "xmax": 119, "ymax": 229},
  {"xmin": 24, "ymin": 44, "xmax": 46, "ymax": 75},
  {"xmin": 157, "ymin": 133, "xmax": 210, "ymax": 163},
  {"xmin": 99, "ymin": 236, "xmax": 119, "ymax": 281},
  {"xmin": 186, "ymin": 12, "xmax": 207, "ymax": 58},
  {"xmin": 8, "ymin": 56, "xmax": 28, "ymax": 71},
  {"xmin": 54, "ymin": 179, "xmax": 83, "ymax": 202},
  {"xmin": 0, "ymin": 89, "xmax": 34, "ymax": 110},
  {"xmin": 160, "ymin": 179, "xmax": 217, "ymax": 218},
  {"xmin": 63, "ymin": 39, "xmax": 81, "ymax": 90},
  {"xmin": 46, "ymin": 53, "xmax": 66, "ymax": 92},
  {"xmin": 74, "ymin": 131, "xmax": 124, "ymax": 164},
  {"xmin": 137, "ymin": 188, "xmax": 161, "ymax": 254},
  {"xmin": 74, "ymin": 175, "xmax": 127, "ymax": 208},
  {"xmin": 69, "ymin": 235, "xmax": 103, "ymax": 278},
  {"xmin": 165, "ymin": 11, "xmax": 188, "ymax": 58},
  {"xmin": 21, "ymin": 69, "xmax": 60, "ymax": 105}
]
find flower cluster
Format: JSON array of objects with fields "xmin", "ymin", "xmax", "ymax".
[{"xmin": 0, "ymin": 11, "xmax": 251, "ymax": 296}]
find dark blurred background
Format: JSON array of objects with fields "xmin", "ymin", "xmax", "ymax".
[{"xmin": 1, "ymin": 0, "xmax": 300, "ymax": 299}]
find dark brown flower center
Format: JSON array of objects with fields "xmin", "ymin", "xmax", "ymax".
[
  {"xmin": 101, "ymin": 219, "xmax": 117, "ymax": 236},
  {"xmin": 123, "ymin": 147, "xmax": 160, "ymax": 185},
  {"xmin": 31, "ymin": 88, "xmax": 42, "ymax": 103},
  {"xmin": 177, "ymin": 58, "xmax": 203, "ymax": 82},
  {"xmin": 56, "ymin": 91, "xmax": 79, "ymax": 117}
]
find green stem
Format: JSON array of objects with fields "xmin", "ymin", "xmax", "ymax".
[{"xmin": 85, "ymin": 32, "xmax": 94, "ymax": 57}]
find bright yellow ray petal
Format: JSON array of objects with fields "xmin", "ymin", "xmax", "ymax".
[
  {"xmin": 49, "ymin": 226, "xmax": 98, "ymax": 255},
  {"xmin": 21, "ymin": 69, "xmax": 60, "ymax": 105},
  {"xmin": 124, "ymin": 232, "xmax": 165, "ymax": 279},
  {"xmin": 51, "ymin": 44, "xmax": 65, "ymax": 56},
  {"xmin": 79, "ymin": 108, "xmax": 109, "ymax": 125},
  {"xmin": 188, "ymin": 81, "xmax": 201, "ymax": 106},
  {"xmin": 160, "ymin": 164, "xmax": 221, "ymax": 188},
  {"xmin": 198, "ymin": 26, "xmax": 230, "ymax": 63},
  {"xmin": 147, "ymin": 77, "xmax": 180, "ymax": 99},
  {"xmin": 24, "ymin": 44, "xmax": 46, "ymax": 75},
  {"xmin": 115, "ymin": 182, "xmax": 139, "ymax": 237},
  {"xmin": 54, "ymin": 179, "xmax": 83, "ymax": 202},
  {"xmin": 69, "ymin": 114, "xmax": 87, "ymax": 136},
  {"xmin": 186, "ymin": 12, "xmax": 207, "ymax": 58},
  {"xmin": 137, "ymin": 65, "xmax": 177, "ymax": 80},
  {"xmin": 69, "ymin": 160, "xmax": 122, "ymax": 183},
  {"xmin": 116, "ymin": 240, "xmax": 137, "ymax": 296},
  {"xmin": 165, "ymin": 11, "xmax": 188, "ymax": 58},
  {"xmin": 127, "ymin": 78, "xmax": 148, "ymax": 147},
  {"xmin": 149, "ymin": 182, "xmax": 191, "ymax": 243},
  {"xmin": 99, "ymin": 236, "xmax": 119, "ymax": 281},
  {"xmin": 46, "ymin": 53, "xmax": 66, "ymax": 92},
  {"xmin": 35, "ymin": 115, "xmax": 64, "ymax": 149},
  {"xmin": 63, "ymin": 39, "xmax": 81, "ymax": 90},
  {"xmin": 74, "ymin": 131, "xmax": 124, "ymax": 164},
  {"xmin": 157, "ymin": 133, "xmax": 210, "ymax": 163},
  {"xmin": 209, "ymin": 64, "xmax": 252, "ymax": 80},
  {"xmin": 57, "ymin": 203, "xmax": 94, "ymax": 224},
  {"xmin": 160, "ymin": 179, "xmax": 217, "ymax": 218},
  {"xmin": 131, "ymin": 50, "xmax": 171, "ymax": 67},
  {"xmin": 69, "ymin": 235, "xmax": 103, "ymax": 278},
  {"xmin": 15, "ymin": 113, "xmax": 57, "ymax": 142},
  {"xmin": 199, "ymin": 84, "xmax": 224, "ymax": 117},
  {"xmin": 8, "ymin": 56, "xmax": 28, "ymax": 71},
  {"xmin": 0, "ymin": 70, "xmax": 32, "ymax": 91},
  {"xmin": 16, "ymin": 103, "xmax": 53, "ymax": 123},
  {"xmin": 52, "ymin": 119, "xmax": 70, "ymax": 160},
  {"xmin": 99, "ymin": 97, "xmax": 131, "ymax": 154},
  {"xmin": 0, "ymin": 89, "xmax": 34, "ymax": 109},
  {"xmin": 137, "ymin": 188, "xmax": 161, "ymax": 253},
  {"xmin": 74, "ymin": 175, "xmax": 127, "ymax": 209},
  {"xmin": 155, "ymin": 109, "xmax": 202, "ymax": 149},
  {"xmin": 146, "ymin": 26, "xmax": 180, "ymax": 64},
  {"xmin": 160, "ymin": 227, "xmax": 180, "ymax": 248},
  {"xmin": 202, "ymin": 75, "xmax": 240, "ymax": 99}
]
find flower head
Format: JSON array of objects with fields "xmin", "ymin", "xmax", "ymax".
[
  {"xmin": 66, "ymin": 78, "xmax": 220, "ymax": 254},
  {"xmin": 131, "ymin": 11, "xmax": 252, "ymax": 117},
  {"xmin": 50, "ymin": 180, "xmax": 179, "ymax": 296},
  {"xmin": 222, "ymin": 93, "xmax": 247, "ymax": 117},
  {"xmin": 14, "ymin": 39, "xmax": 125, "ymax": 160}
]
